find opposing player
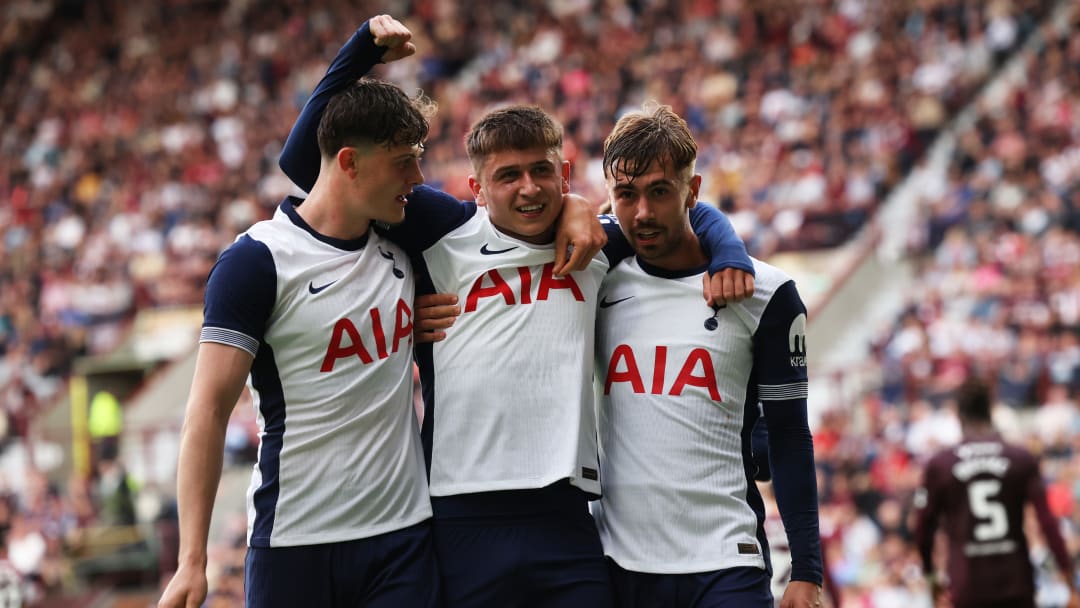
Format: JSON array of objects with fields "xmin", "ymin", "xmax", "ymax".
[
  {"xmin": 913, "ymin": 377, "xmax": 1078, "ymax": 608},
  {"xmin": 278, "ymin": 15, "xmax": 755, "ymax": 607},
  {"xmin": 593, "ymin": 103, "xmax": 823, "ymax": 607},
  {"xmin": 158, "ymin": 76, "xmax": 441, "ymax": 607}
]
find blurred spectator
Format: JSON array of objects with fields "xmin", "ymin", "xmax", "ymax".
[
  {"xmin": 6, "ymin": 514, "xmax": 43, "ymax": 603},
  {"xmin": 86, "ymin": 389, "xmax": 122, "ymax": 465},
  {"xmin": 93, "ymin": 458, "xmax": 135, "ymax": 529},
  {"xmin": 221, "ymin": 393, "xmax": 258, "ymax": 468},
  {"xmin": 0, "ymin": 524, "xmax": 25, "ymax": 608},
  {"xmin": 822, "ymin": 9, "xmax": 1080, "ymax": 606}
]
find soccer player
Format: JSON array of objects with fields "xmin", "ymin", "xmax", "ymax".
[
  {"xmin": 278, "ymin": 15, "xmax": 755, "ymax": 607},
  {"xmin": 913, "ymin": 377, "xmax": 1079, "ymax": 608},
  {"xmin": 157, "ymin": 68, "xmax": 442, "ymax": 607},
  {"xmin": 593, "ymin": 103, "xmax": 824, "ymax": 608}
]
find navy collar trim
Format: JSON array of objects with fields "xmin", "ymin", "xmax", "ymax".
[
  {"xmin": 636, "ymin": 257, "xmax": 708, "ymax": 279},
  {"xmin": 282, "ymin": 196, "xmax": 369, "ymax": 251}
]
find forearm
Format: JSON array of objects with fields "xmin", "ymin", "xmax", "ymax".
[
  {"xmin": 763, "ymin": 399, "xmax": 823, "ymax": 584},
  {"xmin": 173, "ymin": 342, "xmax": 253, "ymax": 568},
  {"xmin": 174, "ymin": 410, "xmax": 229, "ymax": 568},
  {"xmin": 913, "ymin": 517, "xmax": 936, "ymax": 575},
  {"xmin": 688, "ymin": 203, "xmax": 753, "ymax": 275},
  {"xmin": 1034, "ymin": 496, "xmax": 1074, "ymax": 581},
  {"xmin": 912, "ymin": 479, "xmax": 939, "ymax": 576}
]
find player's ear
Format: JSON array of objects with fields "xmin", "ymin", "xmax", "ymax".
[
  {"xmin": 561, "ymin": 160, "xmax": 571, "ymax": 194},
  {"xmin": 468, "ymin": 175, "xmax": 486, "ymax": 206},
  {"xmin": 686, "ymin": 174, "xmax": 703, "ymax": 209},
  {"xmin": 337, "ymin": 147, "xmax": 358, "ymax": 177}
]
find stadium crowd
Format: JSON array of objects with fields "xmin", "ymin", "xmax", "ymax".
[
  {"xmin": 812, "ymin": 10, "xmax": 1080, "ymax": 607},
  {"xmin": 0, "ymin": 0, "xmax": 1075, "ymax": 605}
]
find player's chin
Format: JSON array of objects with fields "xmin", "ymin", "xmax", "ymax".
[
  {"xmin": 530, "ymin": 220, "xmax": 560, "ymax": 240},
  {"xmin": 516, "ymin": 216, "xmax": 557, "ymax": 236},
  {"xmin": 632, "ymin": 240, "xmax": 662, "ymax": 256}
]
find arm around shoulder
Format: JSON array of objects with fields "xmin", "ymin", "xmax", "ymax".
[
  {"xmin": 689, "ymin": 203, "xmax": 754, "ymax": 304},
  {"xmin": 553, "ymin": 194, "xmax": 606, "ymax": 276},
  {"xmin": 279, "ymin": 19, "xmax": 387, "ymax": 191},
  {"xmin": 689, "ymin": 202, "xmax": 752, "ymax": 275}
]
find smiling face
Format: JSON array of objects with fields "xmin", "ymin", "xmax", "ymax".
[
  {"xmin": 464, "ymin": 106, "xmax": 568, "ymax": 244},
  {"xmin": 608, "ymin": 158, "xmax": 704, "ymax": 270},
  {"xmin": 469, "ymin": 146, "xmax": 570, "ymax": 244}
]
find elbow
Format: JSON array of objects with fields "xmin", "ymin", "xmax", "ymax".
[{"xmin": 278, "ymin": 154, "xmax": 300, "ymax": 185}]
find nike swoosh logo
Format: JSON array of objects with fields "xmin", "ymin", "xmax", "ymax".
[
  {"xmin": 480, "ymin": 244, "xmax": 518, "ymax": 255},
  {"xmin": 599, "ymin": 296, "xmax": 634, "ymax": 309},
  {"xmin": 308, "ymin": 280, "xmax": 337, "ymax": 295}
]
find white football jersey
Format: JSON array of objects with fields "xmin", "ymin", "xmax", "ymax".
[
  {"xmin": 409, "ymin": 202, "xmax": 608, "ymax": 497},
  {"xmin": 593, "ymin": 256, "xmax": 808, "ymax": 573},
  {"xmin": 201, "ymin": 198, "xmax": 431, "ymax": 547}
]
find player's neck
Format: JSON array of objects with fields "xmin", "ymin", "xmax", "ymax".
[
  {"xmin": 961, "ymin": 421, "xmax": 997, "ymax": 439},
  {"xmin": 490, "ymin": 219, "xmax": 556, "ymax": 245},
  {"xmin": 639, "ymin": 234, "xmax": 708, "ymax": 272},
  {"xmin": 300, "ymin": 179, "xmax": 374, "ymax": 241}
]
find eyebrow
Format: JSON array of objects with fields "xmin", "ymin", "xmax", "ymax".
[
  {"xmin": 613, "ymin": 176, "xmax": 675, "ymax": 190},
  {"xmin": 492, "ymin": 160, "xmax": 554, "ymax": 179},
  {"xmin": 393, "ymin": 149, "xmax": 424, "ymax": 162}
]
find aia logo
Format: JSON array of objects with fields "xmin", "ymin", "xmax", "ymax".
[
  {"xmin": 320, "ymin": 298, "xmax": 412, "ymax": 372},
  {"xmin": 464, "ymin": 262, "xmax": 584, "ymax": 312},
  {"xmin": 604, "ymin": 344, "xmax": 722, "ymax": 402},
  {"xmin": 788, "ymin": 313, "xmax": 807, "ymax": 368}
]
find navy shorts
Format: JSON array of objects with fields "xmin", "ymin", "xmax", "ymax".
[
  {"xmin": 432, "ymin": 481, "xmax": 613, "ymax": 608},
  {"xmin": 244, "ymin": 520, "xmax": 440, "ymax": 608},
  {"xmin": 608, "ymin": 559, "xmax": 772, "ymax": 608}
]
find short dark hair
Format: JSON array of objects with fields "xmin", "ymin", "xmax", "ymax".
[
  {"xmin": 603, "ymin": 102, "xmax": 697, "ymax": 181},
  {"xmin": 465, "ymin": 105, "xmax": 563, "ymax": 172},
  {"xmin": 316, "ymin": 78, "xmax": 436, "ymax": 158},
  {"xmin": 956, "ymin": 377, "xmax": 993, "ymax": 423}
]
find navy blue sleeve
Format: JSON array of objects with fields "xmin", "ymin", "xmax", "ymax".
[
  {"xmin": 375, "ymin": 185, "xmax": 478, "ymax": 253},
  {"xmin": 201, "ymin": 236, "xmax": 276, "ymax": 355},
  {"xmin": 754, "ymin": 280, "xmax": 822, "ymax": 585},
  {"xmin": 279, "ymin": 21, "xmax": 385, "ymax": 192},
  {"xmin": 600, "ymin": 208, "xmax": 752, "ymax": 274},
  {"xmin": 599, "ymin": 215, "xmax": 634, "ymax": 267},
  {"xmin": 689, "ymin": 203, "xmax": 754, "ymax": 276}
]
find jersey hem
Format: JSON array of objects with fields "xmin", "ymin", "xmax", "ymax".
[
  {"xmin": 429, "ymin": 475, "xmax": 601, "ymax": 497},
  {"xmin": 248, "ymin": 508, "xmax": 432, "ymax": 548},
  {"xmin": 604, "ymin": 553, "xmax": 767, "ymax": 575}
]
